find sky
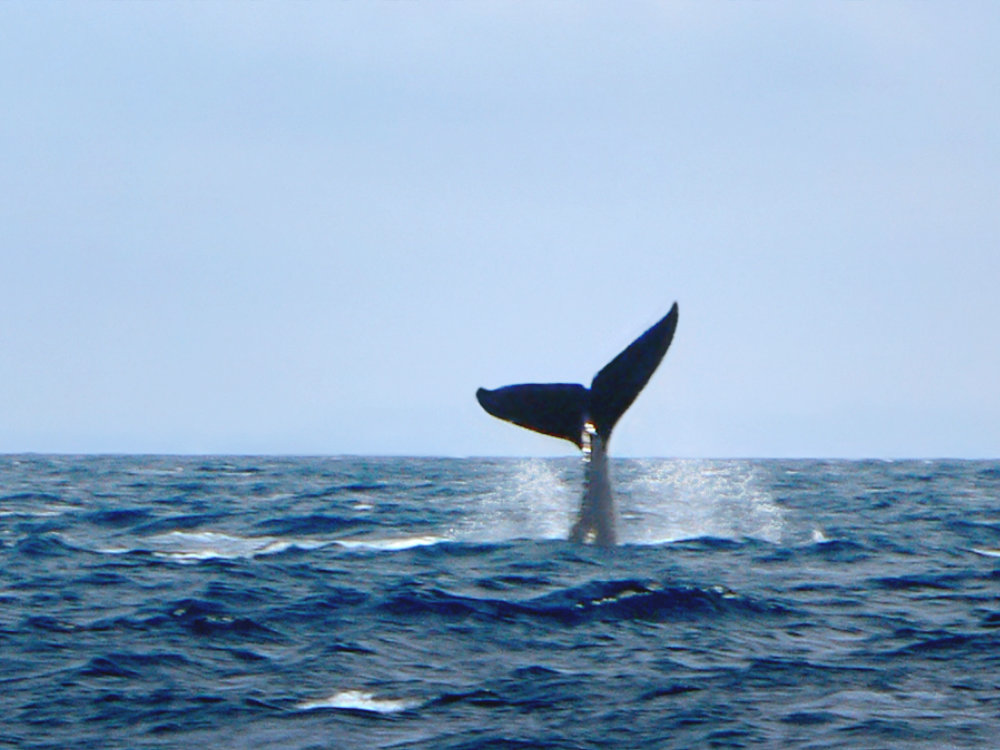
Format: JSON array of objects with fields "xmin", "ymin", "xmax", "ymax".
[{"xmin": 1, "ymin": 2, "xmax": 998, "ymax": 458}]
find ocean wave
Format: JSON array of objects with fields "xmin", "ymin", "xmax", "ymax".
[
  {"xmin": 871, "ymin": 572, "xmax": 967, "ymax": 591},
  {"xmin": 800, "ymin": 538, "xmax": 871, "ymax": 561},
  {"xmin": 160, "ymin": 598, "xmax": 284, "ymax": 641},
  {"xmin": 0, "ymin": 492, "xmax": 79, "ymax": 519},
  {"xmin": 6, "ymin": 456, "xmax": 1000, "ymax": 748},
  {"xmin": 78, "ymin": 651, "xmax": 192, "ymax": 680},
  {"xmin": 14, "ymin": 534, "xmax": 82, "ymax": 558},
  {"xmin": 377, "ymin": 578, "xmax": 790, "ymax": 626},
  {"xmin": 882, "ymin": 630, "xmax": 1000, "ymax": 660}
]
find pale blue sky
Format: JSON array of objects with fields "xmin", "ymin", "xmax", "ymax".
[{"xmin": 2, "ymin": 2, "xmax": 998, "ymax": 457}]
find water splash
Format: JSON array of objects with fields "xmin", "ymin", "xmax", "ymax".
[
  {"xmin": 98, "ymin": 531, "xmax": 332, "ymax": 561},
  {"xmin": 617, "ymin": 459, "xmax": 786, "ymax": 545},
  {"xmin": 334, "ymin": 535, "xmax": 446, "ymax": 552},
  {"xmin": 455, "ymin": 458, "xmax": 785, "ymax": 547},
  {"xmin": 456, "ymin": 459, "xmax": 575, "ymax": 543}
]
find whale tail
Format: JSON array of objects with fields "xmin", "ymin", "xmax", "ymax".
[{"xmin": 476, "ymin": 303, "xmax": 679, "ymax": 447}]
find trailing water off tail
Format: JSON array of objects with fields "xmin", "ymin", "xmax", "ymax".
[{"xmin": 476, "ymin": 303, "xmax": 679, "ymax": 546}]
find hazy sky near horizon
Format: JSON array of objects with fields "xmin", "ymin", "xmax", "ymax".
[{"xmin": 2, "ymin": 2, "xmax": 998, "ymax": 458}]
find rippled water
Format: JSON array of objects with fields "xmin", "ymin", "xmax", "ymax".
[{"xmin": 2, "ymin": 455, "xmax": 999, "ymax": 748}]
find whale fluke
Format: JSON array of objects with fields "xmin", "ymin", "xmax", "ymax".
[
  {"xmin": 475, "ymin": 383, "xmax": 590, "ymax": 447},
  {"xmin": 589, "ymin": 302, "xmax": 679, "ymax": 439},
  {"xmin": 476, "ymin": 302, "xmax": 678, "ymax": 447}
]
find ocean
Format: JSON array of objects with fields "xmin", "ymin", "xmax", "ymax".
[{"xmin": 2, "ymin": 455, "xmax": 999, "ymax": 749}]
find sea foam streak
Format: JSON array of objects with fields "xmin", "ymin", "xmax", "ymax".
[
  {"xmin": 297, "ymin": 689, "xmax": 422, "ymax": 714},
  {"xmin": 333, "ymin": 535, "xmax": 446, "ymax": 551},
  {"xmin": 99, "ymin": 531, "xmax": 332, "ymax": 561},
  {"xmin": 97, "ymin": 531, "xmax": 448, "ymax": 560}
]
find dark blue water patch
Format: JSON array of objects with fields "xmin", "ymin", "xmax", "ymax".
[
  {"xmin": 270, "ymin": 588, "xmax": 370, "ymax": 622},
  {"xmin": 72, "ymin": 569, "xmax": 131, "ymax": 588},
  {"xmin": 726, "ymin": 657, "xmax": 882, "ymax": 691},
  {"xmin": 376, "ymin": 579, "xmax": 790, "ymax": 627},
  {"xmin": 883, "ymin": 630, "xmax": 1000, "ymax": 662},
  {"xmin": 976, "ymin": 464, "xmax": 1000, "ymax": 481},
  {"xmin": 194, "ymin": 462, "xmax": 264, "ymax": 475},
  {"xmin": 254, "ymin": 514, "xmax": 362, "ymax": 536},
  {"xmin": 801, "ymin": 538, "xmax": 871, "ymax": 562},
  {"xmin": 154, "ymin": 599, "xmax": 286, "ymax": 642},
  {"xmin": 132, "ymin": 513, "xmax": 231, "ymax": 535},
  {"xmin": 340, "ymin": 481, "xmax": 390, "ymax": 493},
  {"xmin": 756, "ymin": 538, "xmax": 876, "ymax": 567},
  {"xmin": 430, "ymin": 689, "xmax": 507, "ymax": 709},
  {"xmin": 7, "ymin": 515, "xmax": 76, "ymax": 537},
  {"xmin": 78, "ymin": 651, "xmax": 190, "ymax": 680},
  {"xmin": 781, "ymin": 710, "xmax": 839, "ymax": 727},
  {"xmin": 459, "ymin": 665, "xmax": 580, "ymax": 713},
  {"xmin": 14, "ymin": 534, "xmax": 80, "ymax": 558},
  {"xmin": 80, "ymin": 614, "xmax": 162, "ymax": 636},
  {"xmin": 70, "ymin": 691, "xmax": 269, "ymax": 749},
  {"xmin": 980, "ymin": 611, "xmax": 1000, "ymax": 628},
  {"xmin": 474, "ymin": 574, "xmax": 554, "ymax": 592},
  {"xmin": 870, "ymin": 572, "xmax": 967, "ymax": 591},
  {"xmin": 377, "ymin": 586, "xmax": 486, "ymax": 621},
  {"xmin": 524, "ymin": 580, "xmax": 733, "ymax": 624},
  {"xmin": 316, "ymin": 641, "xmax": 377, "ymax": 658},
  {"xmin": 665, "ymin": 536, "xmax": 747, "ymax": 553},
  {"xmin": 190, "ymin": 581, "xmax": 283, "ymax": 616},
  {"xmin": 227, "ymin": 647, "xmax": 271, "ymax": 663},
  {"xmin": 944, "ymin": 517, "xmax": 1000, "ymax": 547},
  {"xmin": 80, "ymin": 508, "xmax": 155, "ymax": 528},
  {"xmin": 24, "ymin": 615, "xmax": 82, "ymax": 634},
  {"xmin": 838, "ymin": 717, "xmax": 935, "ymax": 744},
  {"xmin": 432, "ymin": 738, "xmax": 593, "ymax": 750},
  {"xmin": 640, "ymin": 683, "xmax": 702, "ymax": 700},
  {"xmin": 408, "ymin": 540, "xmax": 514, "ymax": 560}
]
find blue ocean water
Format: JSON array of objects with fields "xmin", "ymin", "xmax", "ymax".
[{"xmin": 2, "ymin": 455, "xmax": 1000, "ymax": 749}]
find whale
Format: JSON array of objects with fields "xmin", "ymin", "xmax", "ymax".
[{"xmin": 476, "ymin": 303, "xmax": 679, "ymax": 546}]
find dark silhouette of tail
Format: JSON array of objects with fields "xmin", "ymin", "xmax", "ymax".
[{"xmin": 476, "ymin": 303, "xmax": 678, "ymax": 447}]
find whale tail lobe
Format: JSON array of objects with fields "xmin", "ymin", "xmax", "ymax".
[{"xmin": 476, "ymin": 303, "xmax": 678, "ymax": 447}]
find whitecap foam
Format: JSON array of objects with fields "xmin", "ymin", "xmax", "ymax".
[
  {"xmin": 95, "ymin": 531, "xmax": 444, "ymax": 560},
  {"xmin": 333, "ymin": 535, "xmax": 446, "ymax": 552},
  {"xmin": 297, "ymin": 689, "xmax": 421, "ymax": 714},
  {"xmin": 100, "ymin": 531, "xmax": 332, "ymax": 561},
  {"xmin": 971, "ymin": 548, "xmax": 1000, "ymax": 558}
]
